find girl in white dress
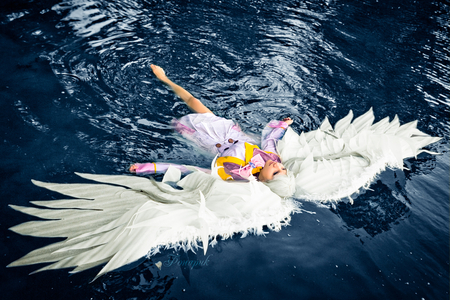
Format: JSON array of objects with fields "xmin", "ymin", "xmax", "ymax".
[{"xmin": 130, "ymin": 65, "xmax": 296, "ymax": 197}]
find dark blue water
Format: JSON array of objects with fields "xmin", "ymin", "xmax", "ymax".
[{"xmin": 1, "ymin": 0, "xmax": 448, "ymax": 299}]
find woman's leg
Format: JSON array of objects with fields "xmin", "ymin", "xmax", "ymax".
[
  {"xmin": 183, "ymin": 96, "xmax": 213, "ymax": 114},
  {"xmin": 151, "ymin": 65, "xmax": 214, "ymax": 114}
]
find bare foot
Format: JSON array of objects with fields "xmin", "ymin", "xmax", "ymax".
[{"xmin": 150, "ymin": 64, "xmax": 168, "ymax": 81}]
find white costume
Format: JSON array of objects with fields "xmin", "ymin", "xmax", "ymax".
[{"xmin": 8, "ymin": 109, "xmax": 440, "ymax": 279}]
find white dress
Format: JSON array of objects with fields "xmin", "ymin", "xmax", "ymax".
[{"xmin": 172, "ymin": 113, "xmax": 257, "ymax": 154}]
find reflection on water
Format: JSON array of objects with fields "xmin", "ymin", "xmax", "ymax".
[
  {"xmin": 333, "ymin": 153, "xmax": 442, "ymax": 238},
  {"xmin": 333, "ymin": 179, "xmax": 411, "ymax": 238},
  {"xmin": 89, "ymin": 260, "xmax": 176, "ymax": 299}
]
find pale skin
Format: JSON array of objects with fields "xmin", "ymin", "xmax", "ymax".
[
  {"xmin": 131, "ymin": 64, "xmax": 293, "ymax": 181},
  {"xmin": 150, "ymin": 64, "xmax": 213, "ymax": 114},
  {"xmin": 258, "ymin": 160, "xmax": 287, "ymax": 181}
]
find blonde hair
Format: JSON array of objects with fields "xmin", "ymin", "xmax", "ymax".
[{"xmin": 262, "ymin": 171, "xmax": 296, "ymax": 198}]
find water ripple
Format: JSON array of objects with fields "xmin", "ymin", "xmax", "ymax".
[
  {"xmin": 1, "ymin": 0, "xmax": 449, "ymax": 298},
  {"xmin": 14, "ymin": 100, "xmax": 50, "ymax": 133},
  {"xmin": 39, "ymin": 0, "xmax": 449, "ymax": 164}
]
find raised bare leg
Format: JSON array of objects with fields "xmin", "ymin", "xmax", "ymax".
[{"xmin": 151, "ymin": 65, "xmax": 213, "ymax": 114}]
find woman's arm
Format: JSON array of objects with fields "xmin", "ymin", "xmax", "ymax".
[
  {"xmin": 261, "ymin": 117, "xmax": 293, "ymax": 153},
  {"xmin": 130, "ymin": 162, "xmax": 210, "ymax": 176},
  {"xmin": 151, "ymin": 64, "xmax": 213, "ymax": 114}
]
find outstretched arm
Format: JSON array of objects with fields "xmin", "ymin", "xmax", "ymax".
[
  {"xmin": 130, "ymin": 162, "xmax": 210, "ymax": 176},
  {"xmin": 151, "ymin": 64, "xmax": 213, "ymax": 114},
  {"xmin": 261, "ymin": 117, "xmax": 293, "ymax": 153}
]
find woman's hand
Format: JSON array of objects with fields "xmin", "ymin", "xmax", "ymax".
[
  {"xmin": 283, "ymin": 117, "xmax": 293, "ymax": 126},
  {"xmin": 150, "ymin": 64, "xmax": 168, "ymax": 81},
  {"xmin": 129, "ymin": 164, "xmax": 137, "ymax": 173}
]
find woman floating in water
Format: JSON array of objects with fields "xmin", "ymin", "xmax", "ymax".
[
  {"xmin": 130, "ymin": 64, "xmax": 296, "ymax": 198},
  {"xmin": 7, "ymin": 64, "xmax": 441, "ymax": 279},
  {"xmin": 130, "ymin": 65, "xmax": 442, "ymax": 202}
]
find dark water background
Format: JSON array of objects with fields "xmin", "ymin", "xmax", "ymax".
[{"xmin": 1, "ymin": 0, "xmax": 448, "ymax": 299}]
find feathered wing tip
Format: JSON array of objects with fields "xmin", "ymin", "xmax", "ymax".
[
  {"xmin": 279, "ymin": 108, "xmax": 441, "ymax": 203},
  {"xmin": 8, "ymin": 170, "xmax": 301, "ymax": 280}
]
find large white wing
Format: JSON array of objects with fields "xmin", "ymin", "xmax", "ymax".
[
  {"xmin": 8, "ymin": 170, "xmax": 300, "ymax": 280},
  {"xmin": 278, "ymin": 108, "xmax": 441, "ymax": 202}
]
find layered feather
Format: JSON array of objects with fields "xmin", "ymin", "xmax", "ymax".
[
  {"xmin": 8, "ymin": 170, "xmax": 300, "ymax": 280},
  {"xmin": 278, "ymin": 108, "xmax": 441, "ymax": 202},
  {"xmin": 8, "ymin": 108, "xmax": 440, "ymax": 279}
]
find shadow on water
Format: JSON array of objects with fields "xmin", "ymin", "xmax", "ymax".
[
  {"xmin": 332, "ymin": 179, "xmax": 411, "ymax": 238},
  {"xmin": 331, "ymin": 152, "xmax": 441, "ymax": 239},
  {"xmin": 84, "ymin": 242, "xmax": 225, "ymax": 298},
  {"xmin": 87, "ymin": 260, "xmax": 176, "ymax": 300}
]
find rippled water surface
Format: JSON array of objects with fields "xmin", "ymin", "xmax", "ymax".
[{"xmin": 1, "ymin": 0, "xmax": 448, "ymax": 299}]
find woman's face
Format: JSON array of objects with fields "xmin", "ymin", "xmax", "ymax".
[{"xmin": 259, "ymin": 160, "xmax": 287, "ymax": 182}]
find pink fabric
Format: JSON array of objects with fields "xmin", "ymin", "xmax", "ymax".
[
  {"xmin": 267, "ymin": 120, "xmax": 288, "ymax": 129},
  {"xmin": 223, "ymin": 148, "xmax": 281, "ymax": 180},
  {"xmin": 135, "ymin": 163, "xmax": 157, "ymax": 175},
  {"xmin": 172, "ymin": 120, "xmax": 196, "ymax": 135},
  {"xmin": 231, "ymin": 124, "xmax": 241, "ymax": 132},
  {"xmin": 134, "ymin": 163, "xmax": 209, "ymax": 176},
  {"xmin": 261, "ymin": 122, "xmax": 288, "ymax": 154},
  {"xmin": 229, "ymin": 153, "xmax": 266, "ymax": 178}
]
